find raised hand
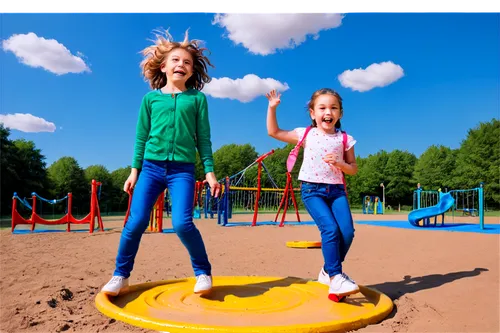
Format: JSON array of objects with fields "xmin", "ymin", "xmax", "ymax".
[{"xmin": 266, "ymin": 89, "xmax": 281, "ymax": 108}]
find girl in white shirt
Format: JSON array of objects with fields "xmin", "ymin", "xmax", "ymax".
[{"xmin": 266, "ymin": 88, "xmax": 359, "ymax": 301}]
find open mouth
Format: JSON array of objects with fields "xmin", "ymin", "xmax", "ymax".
[
  {"xmin": 173, "ymin": 70, "xmax": 186, "ymax": 76},
  {"xmin": 322, "ymin": 117, "xmax": 333, "ymax": 124}
]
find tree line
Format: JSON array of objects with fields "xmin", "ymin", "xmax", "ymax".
[{"xmin": 1, "ymin": 119, "xmax": 498, "ymax": 216}]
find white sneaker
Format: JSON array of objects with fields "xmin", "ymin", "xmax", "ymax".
[
  {"xmin": 194, "ymin": 274, "xmax": 212, "ymax": 294},
  {"xmin": 329, "ymin": 273, "xmax": 359, "ymax": 297},
  {"xmin": 101, "ymin": 276, "xmax": 129, "ymax": 296},
  {"xmin": 317, "ymin": 267, "xmax": 330, "ymax": 286}
]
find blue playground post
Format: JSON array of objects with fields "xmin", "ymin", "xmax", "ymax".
[
  {"xmin": 479, "ymin": 182, "xmax": 484, "ymax": 230},
  {"xmin": 217, "ymin": 177, "xmax": 230, "ymax": 226},
  {"xmin": 413, "ymin": 187, "xmax": 440, "ymax": 210},
  {"xmin": 416, "ymin": 188, "xmax": 421, "ymax": 209}
]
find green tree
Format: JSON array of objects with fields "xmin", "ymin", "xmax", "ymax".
[
  {"xmin": 344, "ymin": 156, "xmax": 366, "ymax": 206},
  {"xmin": 452, "ymin": 119, "xmax": 500, "ymax": 207},
  {"xmin": 0, "ymin": 125, "xmax": 19, "ymax": 215},
  {"xmin": 213, "ymin": 144, "xmax": 259, "ymax": 182},
  {"xmin": 0, "ymin": 129, "xmax": 49, "ymax": 215},
  {"xmin": 13, "ymin": 139, "xmax": 49, "ymax": 196},
  {"xmin": 194, "ymin": 152, "xmax": 205, "ymax": 181},
  {"xmin": 350, "ymin": 151, "xmax": 390, "ymax": 204},
  {"xmin": 85, "ymin": 165, "xmax": 112, "ymax": 213},
  {"xmin": 384, "ymin": 150, "xmax": 417, "ymax": 206},
  {"xmin": 110, "ymin": 167, "xmax": 131, "ymax": 212},
  {"xmin": 47, "ymin": 157, "xmax": 89, "ymax": 213},
  {"xmin": 413, "ymin": 145, "xmax": 457, "ymax": 190}
]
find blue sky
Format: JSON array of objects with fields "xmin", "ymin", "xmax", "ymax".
[{"xmin": 1, "ymin": 13, "xmax": 499, "ymax": 173}]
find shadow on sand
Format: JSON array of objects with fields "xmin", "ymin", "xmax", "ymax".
[{"xmin": 368, "ymin": 267, "xmax": 488, "ymax": 319}]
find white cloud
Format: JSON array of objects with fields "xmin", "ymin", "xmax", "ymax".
[
  {"xmin": 203, "ymin": 74, "xmax": 289, "ymax": 103},
  {"xmin": 338, "ymin": 61, "xmax": 404, "ymax": 92},
  {"xmin": 2, "ymin": 32, "xmax": 90, "ymax": 75},
  {"xmin": 0, "ymin": 113, "xmax": 56, "ymax": 133},
  {"xmin": 212, "ymin": 13, "xmax": 344, "ymax": 55}
]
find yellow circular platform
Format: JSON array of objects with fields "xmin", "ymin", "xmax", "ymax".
[
  {"xmin": 286, "ymin": 241, "xmax": 322, "ymax": 248},
  {"xmin": 95, "ymin": 276, "xmax": 393, "ymax": 332}
]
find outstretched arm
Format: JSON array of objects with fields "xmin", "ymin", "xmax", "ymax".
[{"xmin": 266, "ymin": 90, "xmax": 298, "ymax": 144}]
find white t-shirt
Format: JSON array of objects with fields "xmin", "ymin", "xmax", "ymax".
[{"xmin": 294, "ymin": 127, "xmax": 357, "ymax": 185}]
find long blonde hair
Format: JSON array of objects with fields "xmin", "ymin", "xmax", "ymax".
[{"xmin": 140, "ymin": 29, "xmax": 214, "ymax": 90}]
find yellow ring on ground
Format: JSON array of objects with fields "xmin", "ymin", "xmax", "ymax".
[
  {"xmin": 95, "ymin": 276, "xmax": 393, "ymax": 333},
  {"xmin": 286, "ymin": 241, "xmax": 322, "ymax": 248}
]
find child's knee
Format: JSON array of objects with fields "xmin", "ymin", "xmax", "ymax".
[
  {"xmin": 173, "ymin": 219, "xmax": 196, "ymax": 235},
  {"xmin": 343, "ymin": 228, "xmax": 355, "ymax": 243},
  {"xmin": 317, "ymin": 217, "xmax": 339, "ymax": 239},
  {"xmin": 123, "ymin": 215, "xmax": 149, "ymax": 236}
]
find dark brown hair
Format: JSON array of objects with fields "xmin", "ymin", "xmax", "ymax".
[
  {"xmin": 307, "ymin": 88, "xmax": 344, "ymax": 129},
  {"xmin": 140, "ymin": 29, "xmax": 214, "ymax": 90}
]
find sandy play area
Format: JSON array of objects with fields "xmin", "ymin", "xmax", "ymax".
[{"xmin": 1, "ymin": 212, "xmax": 499, "ymax": 333}]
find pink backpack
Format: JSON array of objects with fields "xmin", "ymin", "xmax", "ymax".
[{"xmin": 286, "ymin": 126, "xmax": 349, "ymax": 194}]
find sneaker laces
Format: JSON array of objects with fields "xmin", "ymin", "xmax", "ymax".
[
  {"xmin": 341, "ymin": 273, "xmax": 355, "ymax": 283},
  {"xmin": 196, "ymin": 275, "xmax": 210, "ymax": 284},
  {"xmin": 110, "ymin": 276, "xmax": 124, "ymax": 284}
]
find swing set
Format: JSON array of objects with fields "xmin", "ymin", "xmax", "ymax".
[{"xmin": 198, "ymin": 150, "xmax": 301, "ymax": 227}]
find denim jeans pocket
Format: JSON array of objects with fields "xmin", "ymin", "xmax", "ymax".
[
  {"xmin": 301, "ymin": 182, "xmax": 317, "ymax": 194},
  {"xmin": 301, "ymin": 182, "xmax": 330, "ymax": 198}
]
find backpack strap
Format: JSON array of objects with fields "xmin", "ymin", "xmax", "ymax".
[
  {"xmin": 341, "ymin": 130, "xmax": 348, "ymax": 196},
  {"xmin": 286, "ymin": 126, "xmax": 312, "ymax": 173},
  {"xmin": 298, "ymin": 126, "xmax": 312, "ymax": 148}
]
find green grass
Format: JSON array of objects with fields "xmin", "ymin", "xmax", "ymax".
[{"xmin": 484, "ymin": 211, "xmax": 500, "ymax": 217}]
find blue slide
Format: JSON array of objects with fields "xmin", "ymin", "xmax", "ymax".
[{"xmin": 408, "ymin": 193, "xmax": 455, "ymax": 227}]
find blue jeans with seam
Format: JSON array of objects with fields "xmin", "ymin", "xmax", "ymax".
[
  {"xmin": 114, "ymin": 159, "xmax": 211, "ymax": 278},
  {"xmin": 300, "ymin": 181, "xmax": 355, "ymax": 277}
]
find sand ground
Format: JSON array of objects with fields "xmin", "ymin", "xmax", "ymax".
[{"xmin": 1, "ymin": 213, "xmax": 499, "ymax": 333}]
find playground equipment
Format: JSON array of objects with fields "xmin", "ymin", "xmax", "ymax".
[
  {"xmin": 409, "ymin": 183, "xmax": 485, "ymax": 229},
  {"xmin": 286, "ymin": 241, "xmax": 322, "ymax": 249},
  {"xmin": 11, "ymin": 179, "xmax": 104, "ymax": 233},
  {"xmin": 173, "ymin": 150, "xmax": 305, "ymax": 228},
  {"xmin": 413, "ymin": 188, "xmax": 440, "ymax": 210},
  {"xmin": 362, "ymin": 195, "xmax": 384, "ymax": 215},
  {"xmin": 193, "ymin": 181, "xmax": 204, "ymax": 218},
  {"xmin": 95, "ymin": 276, "xmax": 393, "ymax": 332},
  {"xmin": 275, "ymin": 172, "xmax": 301, "ymax": 227},
  {"xmin": 203, "ymin": 150, "xmax": 301, "ymax": 227},
  {"xmin": 408, "ymin": 192, "xmax": 455, "ymax": 227},
  {"xmin": 123, "ymin": 190, "xmax": 171, "ymax": 233}
]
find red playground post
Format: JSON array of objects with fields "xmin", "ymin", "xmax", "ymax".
[
  {"xmin": 251, "ymin": 150, "xmax": 275, "ymax": 226},
  {"xmin": 274, "ymin": 172, "xmax": 301, "ymax": 226}
]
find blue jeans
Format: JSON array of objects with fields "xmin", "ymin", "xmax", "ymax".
[
  {"xmin": 301, "ymin": 182, "xmax": 355, "ymax": 277},
  {"xmin": 114, "ymin": 159, "xmax": 211, "ymax": 278}
]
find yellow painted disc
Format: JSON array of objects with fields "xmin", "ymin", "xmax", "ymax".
[
  {"xmin": 286, "ymin": 241, "xmax": 322, "ymax": 248},
  {"xmin": 95, "ymin": 276, "xmax": 393, "ymax": 332}
]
